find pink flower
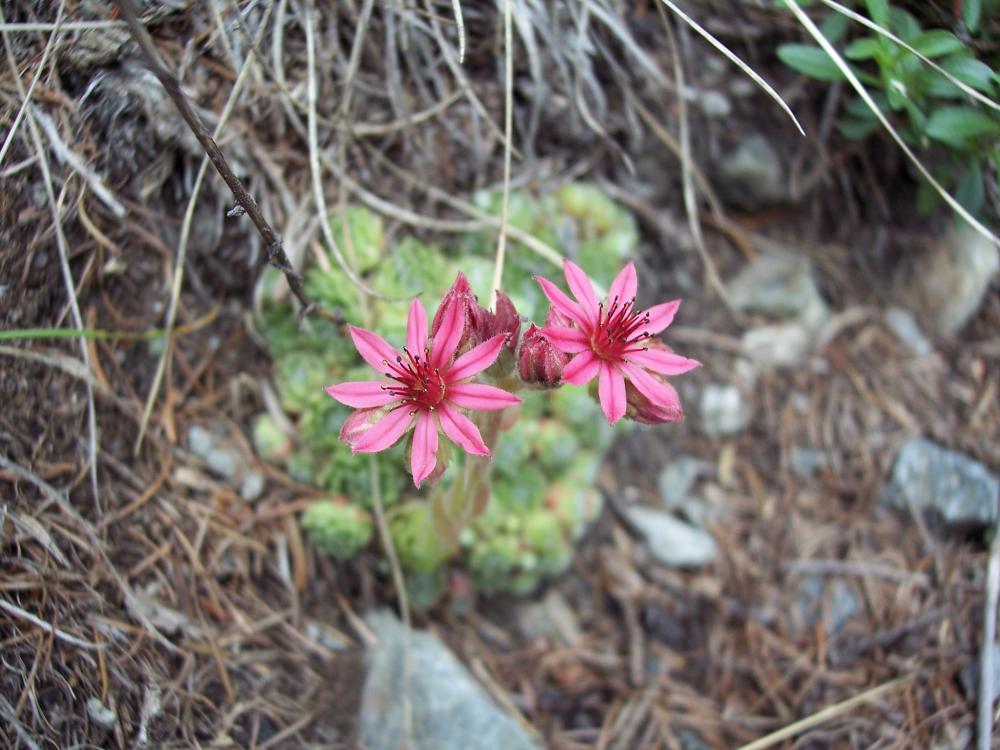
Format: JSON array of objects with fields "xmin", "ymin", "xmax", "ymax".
[
  {"xmin": 535, "ymin": 260, "xmax": 700, "ymax": 424},
  {"xmin": 326, "ymin": 298, "xmax": 522, "ymax": 487}
]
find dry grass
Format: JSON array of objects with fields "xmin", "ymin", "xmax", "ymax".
[{"xmin": 1, "ymin": 0, "xmax": 998, "ymax": 747}]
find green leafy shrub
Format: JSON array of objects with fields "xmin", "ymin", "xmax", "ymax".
[{"xmin": 777, "ymin": 0, "xmax": 1000, "ymax": 217}]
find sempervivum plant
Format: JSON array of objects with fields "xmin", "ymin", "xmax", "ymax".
[{"xmin": 252, "ymin": 190, "xmax": 698, "ymax": 601}]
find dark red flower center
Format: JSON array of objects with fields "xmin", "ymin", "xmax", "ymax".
[
  {"xmin": 382, "ymin": 348, "xmax": 447, "ymax": 411},
  {"xmin": 589, "ymin": 296, "xmax": 650, "ymax": 362}
]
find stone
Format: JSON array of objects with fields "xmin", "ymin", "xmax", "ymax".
[
  {"xmin": 789, "ymin": 446, "xmax": 830, "ymax": 479},
  {"xmin": 881, "ymin": 438, "xmax": 999, "ymax": 529},
  {"xmin": 188, "ymin": 424, "xmax": 264, "ymax": 499},
  {"xmin": 793, "ymin": 576, "xmax": 860, "ymax": 635},
  {"xmin": 699, "ymin": 383, "xmax": 751, "ymax": 437},
  {"xmin": 727, "ymin": 252, "xmax": 828, "ymax": 325},
  {"xmin": 884, "ymin": 307, "xmax": 933, "ymax": 356},
  {"xmin": 716, "ymin": 133, "xmax": 787, "ymax": 209},
  {"xmin": 625, "ymin": 506, "xmax": 717, "ymax": 568},
  {"xmin": 741, "ymin": 322, "xmax": 813, "ymax": 368},
  {"xmin": 240, "ymin": 471, "xmax": 264, "ymax": 501},
  {"xmin": 360, "ymin": 610, "xmax": 541, "ymax": 750},
  {"xmin": 895, "ymin": 225, "xmax": 999, "ymax": 337},
  {"xmin": 516, "ymin": 590, "xmax": 582, "ymax": 646},
  {"xmin": 86, "ymin": 697, "xmax": 117, "ymax": 728},
  {"xmin": 682, "ymin": 86, "xmax": 732, "ymax": 118},
  {"xmin": 657, "ymin": 456, "xmax": 712, "ymax": 509}
]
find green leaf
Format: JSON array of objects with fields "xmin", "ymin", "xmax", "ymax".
[
  {"xmin": 865, "ymin": 0, "xmax": 890, "ymax": 28},
  {"xmin": 888, "ymin": 8, "xmax": 921, "ymax": 41},
  {"xmin": 941, "ymin": 56, "xmax": 995, "ymax": 93},
  {"xmin": 925, "ymin": 106, "xmax": 1000, "ymax": 149},
  {"xmin": 820, "ymin": 12, "xmax": 850, "ymax": 44},
  {"xmin": 909, "ymin": 30, "xmax": 965, "ymax": 58},
  {"xmin": 777, "ymin": 44, "xmax": 844, "ymax": 81},
  {"xmin": 955, "ymin": 160, "xmax": 985, "ymax": 215},
  {"xmin": 964, "ymin": 0, "xmax": 983, "ymax": 32},
  {"xmin": 844, "ymin": 37, "xmax": 882, "ymax": 61}
]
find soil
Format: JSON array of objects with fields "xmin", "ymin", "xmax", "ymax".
[{"xmin": 1, "ymin": 1, "xmax": 999, "ymax": 749}]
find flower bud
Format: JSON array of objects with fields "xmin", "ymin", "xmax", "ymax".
[
  {"xmin": 624, "ymin": 339, "xmax": 685, "ymax": 424},
  {"xmin": 518, "ymin": 322, "xmax": 568, "ymax": 388},
  {"xmin": 624, "ymin": 378, "xmax": 684, "ymax": 424},
  {"xmin": 432, "ymin": 272, "xmax": 482, "ymax": 355}
]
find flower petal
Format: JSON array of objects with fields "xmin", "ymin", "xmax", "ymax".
[
  {"xmin": 430, "ymin": 297, "xmax": 464, "ymax": 368},
  {"xmin": 410, "ymin": 411, "xmax": 438, "ymax": 487},
  {"xmin": 349, "ymin": 326, "xmax": 400, "ymax": 373},
  {"xmin": 352, "ymin": 406, "xmax": 415, "ymax": 453},
  {"xmin": 325, "ymin": 381, "xmax": 399, "ymax": 408},
  {"xmin": 562, "ymin": 350, "xmax": 600, "ymax": 385},
  {"xmin": 406, "ymin": 298, "xmax": 429, "ymax": 356},
  {"xmin": 608, "ymin": 261, "xmax": 637, "ymax": 307},
  {"xmin": 620, "ymin": 362, "xmax": 681, "ymax": 410},
  {"xmin": 642, "ymin": 300, "xmax": 681, "ymax": 335},
  {"xmin": 534, "ymin": 274, "xmax": 589, "ymax": 329},
  {"xmin": 540, "ymin": 325, "xmax": 590, "ymax": 354},
  {"xmin": 626, "ymin": 348, "xmax": 701, "ymax": 376},
  {"xmin": 438, "ymin": 403, "xmax": 490, "ymax": 456},
  {"xmin": 563, "ymin": 259, "xmax": 601, "ymax": 322},
  {"xmin": 598, "ymin": 362, "xmax": 626, "ymax": 424},
  {"xmin": 446, "ymin": 334, "xmax": 507, "ymax": 382},
  {"xmin": 447, "ymin": 383, "xmax": 521, "ymax": 411}
]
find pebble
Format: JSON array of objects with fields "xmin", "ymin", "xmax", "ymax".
[
  {"xmin": 625, "ymin": 506, "xmax": 717, "ymax": 568},
  {"xmin": 741, "ymin": 322, "xmax": 813, "ymax": 368},
  {"xmin": 360, "ymin": 610, "xmax": 541, "ymax": 750},
  {"xmin": 516, "ymin": 590, "xmax": 582, "ymax": 646},
  {"xmin": 895, "ymin": 225, "xmax": 999, "ymax": 337},
  {"xmin": 699, "ymin": 383, "xmax": 751, "ymax": 437},
  {"xmin": 727, "ymin": 251, "xmax": 828, "ymax": 325},
  {"xmin": 717, "ymin": 133, "xmax": 788, "ymax": 209},
  {"xmin": 86, "ymin": 697, "xmax": 117, "ymax": 728},
  {"xmin": 794, "ymin": 576, "xmax": 860, "ymax": 635},
  {"xmin": 187, "ymin": 424, "xmax": 264, "ymax": 500},
  {"xmin": 657, "ymin": 456, "xmax": 712, "ymax": 509},
  {"xmin": 881, "ymin": 438, "xmax": 999, "ymax": 529},
  {"xmin": 789, "ymin": 446, "xmax": 830, "ymax": 479},
  {"xmin": 884, "ymin": 307, "xmax": 933, "ymax": 356}
]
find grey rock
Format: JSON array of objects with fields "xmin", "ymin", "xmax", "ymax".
[
  {"xmin": 682, "ymin": 86, "xmax": 732, "ymax": 118},
  {"xmin": 361, "ymin": 611, "xmax": 541, "ymax": 750},
  {"xmin": 881, "ymin": 438, "xmax": 999, "ymax": 529},
  {"xmin": 741, "ymin": 322, "xmax": 813, "ymax": 368},
  {"xmin": 794, "ymin": 576, "xmax": 860, "ymax": 635},
  {"xmin": 699, "ymin": 383, "xmax": 751, "ymax": 437},
  {"xmin": 240, "ymin": 471, "xmax": 264, "ymax": 501},
  {"xmin": 626, "ymin": 506, "xmax": 717, "ymax": 568},
  {"xmin": 188, "ymin": 425, "xmax": 263, "ymax": 498},
  {"xmin": 717, "ymin": 133, "xmax": 787, "ymax": 209},
  {"xmin": 789, "ymin": 446, "xmax": 830, "ymax": 479},
  {"xmin": 727, "ymin": 252, "xmax": 828, "ymax": 325},
  {"xmin": 86, "ymin": 697, "xmax": 116, "ymax": 728},
  {"xmin": 517, "ymin": 591, "xmax": 582, "ymax": 646},
  {"xmin": 657, "ymin": 456, "xmax": 712, "ymax": 509},
  {"xmin": 677, "ymin": 727, "xmax": 711, "ymax": 750},
  {"xmin": 884, "ymin": 307, "xmax": 933, "ymax": 356},
  {"xmin": 896, "ymin": 226, "xmax": 999, "ymax": 337}
]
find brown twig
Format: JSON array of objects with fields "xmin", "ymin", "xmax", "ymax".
[{"xmin": 113, "ymin": 0, "xmax": 313, "ymax": 312}]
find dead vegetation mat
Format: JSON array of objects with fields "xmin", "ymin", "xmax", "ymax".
[{"xmin": 1, "ymin": 0, "xmax": 999, "ymax": 748}]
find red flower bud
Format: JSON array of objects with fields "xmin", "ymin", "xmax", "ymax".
[
  {"xmin": 623, "ymin": 340, "xmax": 685, "ymax": 424},
  {"xmin": 432, "ymin": 272, "xmax": 482, "ymax": 356},
  {"xmin": 431, "ymin": 274, "xmax": 521, "ymax": 374},
  {"xmin": 518, "ymin": 321, "xmax": 568, "ymax": 388}
]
